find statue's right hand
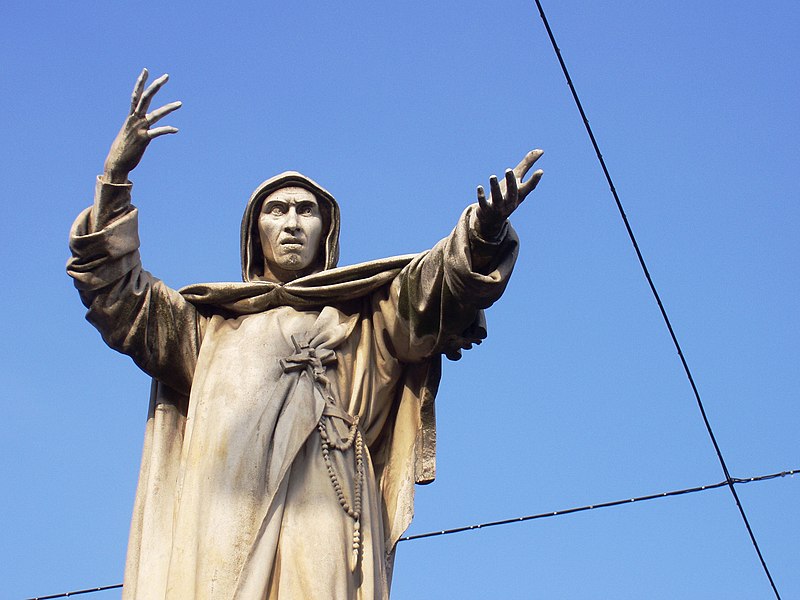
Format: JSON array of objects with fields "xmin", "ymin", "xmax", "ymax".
[{"xmin": 103, "ymin": 68, "xmax": 182, "ymax": 184}]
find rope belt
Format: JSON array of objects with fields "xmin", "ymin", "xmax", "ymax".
[{"xmin": 281, "ymin": 334, "xmax": 364, "ymax": 572}]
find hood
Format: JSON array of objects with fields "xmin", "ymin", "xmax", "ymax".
[{"xmin": 240, "ymin": 171, "xmax": 341, "ymax": 282}]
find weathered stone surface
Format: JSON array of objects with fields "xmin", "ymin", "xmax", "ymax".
[{"xmin": 67, "ymin": 69, "xmax": 543, "ymax": 599}]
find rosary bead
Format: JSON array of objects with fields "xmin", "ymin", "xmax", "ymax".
[{"xmin": 317, "ymin": 412, "xmax": 364, "ymax": 568}]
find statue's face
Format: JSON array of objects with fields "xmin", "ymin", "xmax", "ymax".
[{"xmin": 258, "ymin": 187, "xmax": 324, "ymax": 280}]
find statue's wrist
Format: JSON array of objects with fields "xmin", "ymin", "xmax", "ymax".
[
  {"xmin": 102, "ymin": 168, "xmax": 130, "ymax": 185},
  {"xmin": 473, "ymin": 208, "xmax": 505, "ymax": 242}
]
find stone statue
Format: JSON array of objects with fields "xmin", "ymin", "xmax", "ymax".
[{"xmin": 67, "ymin": 69, "xmax": 543, "ymax": 599}]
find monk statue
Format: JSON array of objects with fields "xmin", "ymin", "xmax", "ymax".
[{"xmin": 67, "ymin": 69, "xmax": 543, "ymax": 599}]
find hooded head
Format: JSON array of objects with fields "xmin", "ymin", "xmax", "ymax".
[{"xmin": 241, "ymin": 172, "xmax": 340, "ymax": 283}]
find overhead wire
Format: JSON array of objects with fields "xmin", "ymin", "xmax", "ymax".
[
  {"xmin": 531, "ymin": 1, "xmax": 783, "ymax": 597},
  {"xmin": 400, "ymin": 468, "xmax": 798, "ymax": 541},
  {"xmin": 26, "ymin": 584, "xmax": 122, "ymax": 600},
  {"xmin": 23, "ymin": 7, "xmax": 791, "ymax": 600},
  {"xmin": 24, "ymin": 469, "xmax": 798, "ymax": 599}
]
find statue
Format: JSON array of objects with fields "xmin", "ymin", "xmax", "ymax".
[{"xmin": 67, "ymin": 69, "xmax": 543, "ymax": 599}]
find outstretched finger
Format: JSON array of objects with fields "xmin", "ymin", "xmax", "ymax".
[
  {"xmin": 146, "ymin": 101, "xmax": 182, "ymax": 125},
  {"xmin": 513, "ymin": 149, "xmax": 544, "ymax": 180},
  {"xmin": 147, "ymin": 126, "xmax": 179, "ymax": 139},
  {"xmin": 489, "ymin": 174, "xmax": 503, "ymax": 203},
  {"xmin": 477, "ymin": 185, "xmax": 490, "ymax": 213},
  {"xmin": 519, "ymin": 169, "xmax": 544, "ymax": 198},
  {"xmin": 130, "ymin": 68, "xmax": 149, "ymax": 115},
  {"xmin": 135, "ymin": 73, "xmax": 169, "ymax": 116},
  {"xmin": 504, "ymin": 168, "xmax": 518, "ymax": 200}
]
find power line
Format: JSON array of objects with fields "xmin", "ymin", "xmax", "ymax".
[
  {"xmin": 25, "ymin": 469, "xmax": 797, "ymax": 599},
  {"xmin": 27, "ymin": 584, "xmax": 122, "ymax": 600},
  {"xmin": 25, "ymin": 11, "xmax": 789, "ymax": 600},
  {"xmin": 531, "ymin": 1, "xmax": 783, "ymax": 598},
  {"xmin": 400, "ymin": 468, "xmax": 798, "ymax": 542}
]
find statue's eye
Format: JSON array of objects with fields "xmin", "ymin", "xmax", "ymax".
[
  {"xmin": 268, "ymin": 205, "xmax": 285, "ymax": 216},
  {"xmin": 298, "ymin": 206, "xmax": 314, "ymax": 216}
]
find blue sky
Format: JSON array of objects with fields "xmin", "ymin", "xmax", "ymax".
[{"xmin": 1, "ymin": 1, "xmax": 798, "ymax": 598}]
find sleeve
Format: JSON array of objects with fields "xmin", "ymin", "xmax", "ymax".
[
  {"xmin": 374, "ymin": 203, "xmax": 519, "ymax": 363},
  {"xmin": 66, "ymin": 178, "xmax": 204, "ymax": 395}
]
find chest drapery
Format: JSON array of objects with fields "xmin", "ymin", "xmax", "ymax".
[{"xmin": 160, "ymin": 304, "xmax": 405, "ymax": 597}]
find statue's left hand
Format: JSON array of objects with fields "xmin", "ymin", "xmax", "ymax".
[{"xmin": 475, "ymin": 149, "xmax": 544, "ymax": 238}]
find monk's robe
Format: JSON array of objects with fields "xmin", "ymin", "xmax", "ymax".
[{"xmin": 67, "ymin": 172, "xmax": 518, "ymax": 599}]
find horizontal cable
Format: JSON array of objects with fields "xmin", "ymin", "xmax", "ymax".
[
  {"xmin": 27, "ymin": 468, "xmax": 796, "ymax": 599},
  {"xmin": 400, "ymin": 468, "xmax": 798, "ymax": 542},
  {"xmin": 27, "ymin": 584, "xmax": 122, "ymax": 600}
]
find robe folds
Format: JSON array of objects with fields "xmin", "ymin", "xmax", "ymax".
[{"xmin": 67, "ymin": 175, "xmax": 519, "ymax": 599}]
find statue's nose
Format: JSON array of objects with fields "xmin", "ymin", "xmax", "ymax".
[{"xmin": 283, "ymin": 208, "xmax": 299, "ymax": 230}]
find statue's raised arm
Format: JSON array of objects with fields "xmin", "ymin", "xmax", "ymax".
[
  {"xmin": 70, "ymin": 69, "xmax": 199, "ymax": 395},
  {"xmin": 103, "ymin": 68, "xmax": 182, "ymax": 184}
]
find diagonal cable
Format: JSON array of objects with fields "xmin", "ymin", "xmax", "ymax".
[{"xmin": 531, "ymin": 1, "xmax": 781, "ymax": 597}]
